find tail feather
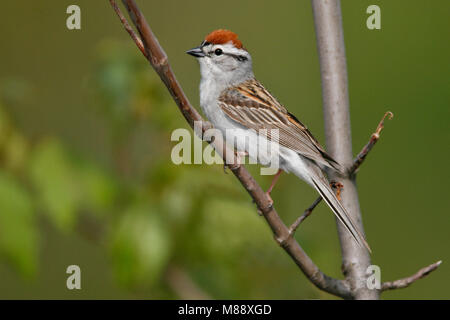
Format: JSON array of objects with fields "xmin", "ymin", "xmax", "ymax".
[{"xmin": 310, "ymin": 175, "xmax": 372, "ymax": 253}]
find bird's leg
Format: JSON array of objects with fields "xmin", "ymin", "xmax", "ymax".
[
  {"xmin": 330, "ymin": 181, "xmax": 344, "ymax": 201},
  {"xmin": 265, "ymin": 169, "xmax": 283, "ymax": 204}
]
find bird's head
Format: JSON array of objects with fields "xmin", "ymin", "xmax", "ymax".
[{"xmin": 187, "ymin": 29, "xmax": 253, "ymax": 85}]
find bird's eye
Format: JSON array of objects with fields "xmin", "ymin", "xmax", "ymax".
[{"xmin": 214, "ymin": 48, "xmax": 223, "ymax": 56}]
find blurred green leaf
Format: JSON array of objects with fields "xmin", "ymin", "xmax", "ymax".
[
  {"xmin": 0, "ymin": 171, "xmax": 38, "ymax": 277},
  {"xmin": 110, "ymin": 204, "xmax": 171, "ymax": 287},
  {"xmin": 28, "ymin": 138, "xmax": 79, "ymax": 232},
  {"xmin": 0, "ymin": 104, "xmax": 11, "ymax": 147},
  {"xmin": 3, "ymin": 132, "xmax": 28, "ymax": 171},
  {"xmin": 77, "ymin": 162, "xmax": 118, "ymax": 215},
  {"xmin": 93, "ymin": 40, "xmax": 143, "ymax": 122},
  {"xmin": 197, "ymin": 198, "xmax": 268, "ymax": 261},
  {"xmin": 0, "ymin": 104, "xmax": 29, "ymax": 172}
]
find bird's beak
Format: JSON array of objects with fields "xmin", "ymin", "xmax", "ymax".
[{"xmin": 186, "ymin": 46, "xmax": 205, "ymax": 58}]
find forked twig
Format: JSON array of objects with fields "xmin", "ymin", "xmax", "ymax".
[
  {"xmin": 110, "ymin": 0, "xmax": 146, "ymax": 57},
  {"xmin": 289, "ymin": 112, "xmax": 393, "ymax": 232},
  {"xmin": 288, "ymin": 109, "xmax": 440, "ymax": 290},
  {"xmin": 349, "ymin": 111, "xmax": 394, "ymax": 175}
]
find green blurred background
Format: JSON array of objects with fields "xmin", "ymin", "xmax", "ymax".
[{"xmin": 0, "ymin": 0, "xmax": 448, "ymax": 299}]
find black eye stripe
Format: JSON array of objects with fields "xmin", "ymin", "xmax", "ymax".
[
  {"xmin": 206, "ymin": 48, "xmax": 248, "ymax": 61},
  {"xmin": 225, "ymin": 53, "xmax": 247, "ymax": 61},
  {"xmin": 207, "ymin": 50, "xmax": 248, "ymax": 62},
  {"xmin": 200, "ymin": 40, "xmax": 210, "ymax": 47}
]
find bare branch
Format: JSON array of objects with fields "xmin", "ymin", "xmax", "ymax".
[
  {"xmin": 166, "ymin": 265, "xmax": 212, "ymax": 299},
  {"xmin": 293, "ymin": 111, "xmax": 393, "ymax": 228},
  {"xmin": 109, "ymin": 0, "xmax": 352, "ymax": 299},
  {"xmin": 349, "ymin": 111, "xmax": 393, "ymax": 175},
  {"xmin": 312, "ymin": 0, "xmax": 378, "ymax": 299},
  {"xmin": 381, "ymin": 261, "xmax": 442, "ymax": 291},
  {"xmin": 109, "ymin": 0, "xmax": 146, "ymax": 57},
  {"xmin": 289, "ymin": 196, "xmax": 322, "ymax": 234}
]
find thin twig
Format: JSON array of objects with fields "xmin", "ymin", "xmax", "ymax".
[
  {"xmin": 109, "ymin": 0, "xmax": 353, "ymax": 299},
  {"xmin": 289, "ymin": 197, "xmax": 322, "ymax": 234},
  {"xmin": 290, "ymin": 112, "xmax": 393, "ymax": 232},
  {"xmin": 381, "ymin": 261, "xmax": 442, "ymax": 291},
  {"xmin": 109, "ymin": 0, "xmax": 146, "ymax": 57},
  {"xmin": 349, "ymin": 111, "xmax": 394, "ymax": 175},
  {"xmin": 166, "ymin": 265, "xmax": 212, "ymax": 299}
]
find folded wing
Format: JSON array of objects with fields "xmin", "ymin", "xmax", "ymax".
[{"xmin": 218, "ymin": 79, "xmax": 341, "ymax": 171}]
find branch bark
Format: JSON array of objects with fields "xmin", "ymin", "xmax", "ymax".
[
  {"xmin": 311, "ymin": 0, "xmax": 441, "ymax": 299},
  {"xmin": 349, "ymin": 111, "xmax": 393, "ymax": 176},
  {"xmin": 311, "ymin": 0, "xmax": 378, "ymax": 299}
]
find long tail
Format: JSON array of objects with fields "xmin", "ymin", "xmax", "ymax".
[{"xmin": 307, "ymin": 166, "xmax": 372, "ymax": 253}]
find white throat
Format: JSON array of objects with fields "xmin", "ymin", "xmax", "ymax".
[
  {"xmin": 198, "ymin": 49, "xmax": 254, "ymax": 111},
  {"xmin": 199, "ymin": 64, "xmax": 254, "ymax": 107}
]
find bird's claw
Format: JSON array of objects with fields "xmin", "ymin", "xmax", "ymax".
[{"xmin": 330, "ymin": 181, "xmax": 344, "ymax": 201}]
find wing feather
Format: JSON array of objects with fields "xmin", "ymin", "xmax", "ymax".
[{"xmin": 218, "ymin": 79, "xmax": 340, "ymax": 170}]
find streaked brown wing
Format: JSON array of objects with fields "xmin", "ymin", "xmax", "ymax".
[{"xmin": 218, "ymin": 79, "xmax": 340, "ymax": 170}]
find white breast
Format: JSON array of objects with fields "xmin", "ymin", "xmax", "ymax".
[{"xmin": 198, "ymin": 70, "xmax": 296, "ymax": 175}]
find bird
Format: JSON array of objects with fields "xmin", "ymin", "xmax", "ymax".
[{"xmin": 186, "ymin": 29, "xmax": 370, "ymax": 252}]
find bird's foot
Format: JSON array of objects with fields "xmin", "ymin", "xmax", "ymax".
[{"xmin": 330, "ymin": 181, "xmax": 344, "ymax": 201}]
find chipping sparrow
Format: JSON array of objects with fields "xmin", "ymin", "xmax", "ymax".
[{"xmin": 187, "ymin": 29, "xmax": 370, "ymax": 252}]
